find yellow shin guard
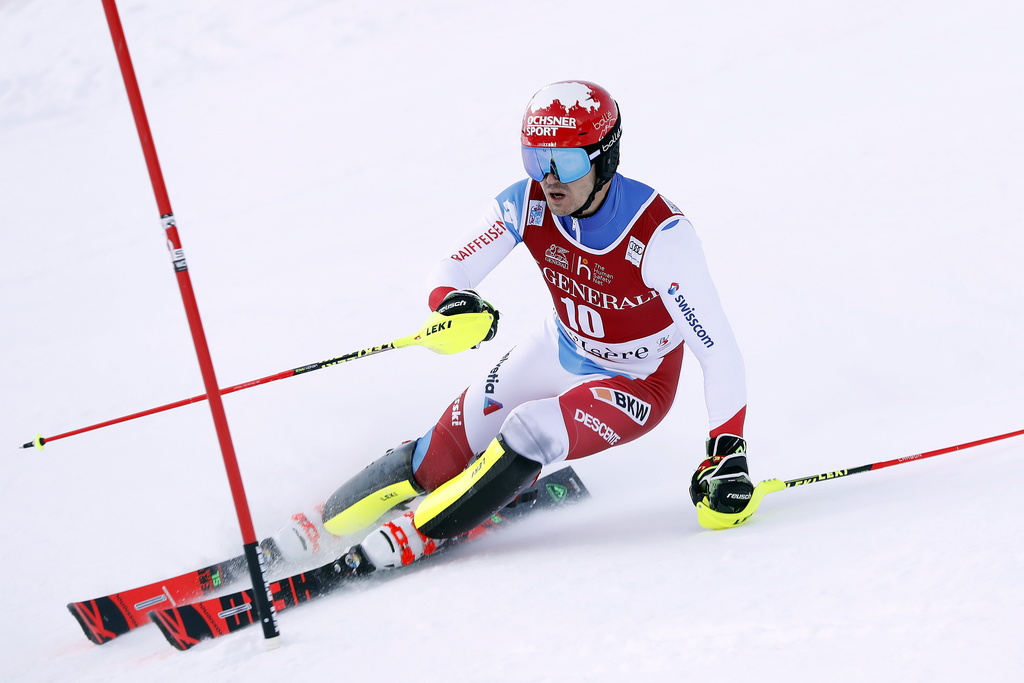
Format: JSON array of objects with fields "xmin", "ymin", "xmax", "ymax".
[
  {"xmin": 322, "ymin": 441, "xmax": 425, "ymax": 537},
  {"xmin": 414, "ymin": 437, "xmax": 541, "ymax": 539}
]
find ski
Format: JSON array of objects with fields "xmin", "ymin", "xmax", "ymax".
[
  {"xmin": 68, "ymin": 511, "xmax": 326, "ymax": 644},
  {"xmin": 149, "ymin": 467, "xmax": 589, "ymax": 651},
  {"xmin": 68, "ymin": 554, "xmax": 252, "ymax": 644}
]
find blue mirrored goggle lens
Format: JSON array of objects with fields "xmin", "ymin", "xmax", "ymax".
[{"xmin": 521, "ymin": 147, "xmax": 594, "ymax": 183}]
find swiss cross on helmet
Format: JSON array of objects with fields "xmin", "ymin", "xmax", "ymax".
[{"xmin": 521, "ymin": 81, "xmax": 622, "ymax": 186}]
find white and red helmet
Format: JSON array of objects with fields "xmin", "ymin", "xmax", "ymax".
[{"xmin": 521, "ymin": 81, "xmax": 622, "ymax": 184}]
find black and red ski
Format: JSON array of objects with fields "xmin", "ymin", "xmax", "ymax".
[
  {"xmin": 149, "ymin": 467, "xmax": 589, "ymax": 651},
  {"xmin": 69, "ymin": 518, "xmax": 315, "ymax": 643},
  {"xmin": 68, "ymin": 554, "xmax": 251, "ymax": 644}
]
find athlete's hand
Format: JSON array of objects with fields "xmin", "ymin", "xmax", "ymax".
[
  {"xmin": 689, "ymin": 435, "xmax": 753, "ymax": 514},
  {"xmin": 406, "ymin": 289, "xmax": 500, "ymax": 355},
  {"xmin": 434, "ymin": 289, "xmax": 500, "ymax": 345}
]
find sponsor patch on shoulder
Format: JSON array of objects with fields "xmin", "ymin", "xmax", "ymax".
[
  {"xmin": 625, "ymin": 236, "xmax": 644, "ymax": 266},
  {"xmin": 528, "ymin": 200, "xmax": 546, "ymax": 227}
]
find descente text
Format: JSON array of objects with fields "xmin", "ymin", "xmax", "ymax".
[{"xmin": 574, "ymin": 409, "xmax": 621, "ymax": 445}]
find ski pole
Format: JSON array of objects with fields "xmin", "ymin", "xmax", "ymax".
[
  {"xmin": 776, "ymin": 427, "xmax": 1024, "ymax": 489},
  {"xmin": 20, "ymin": 309, "xmax": 493, "ymax": 451},
  {"xmin": 698, "ymin": 427, "xmax": 1024, "ymax": 529},
  {"xmin": 20, "ymin": 341, "xmax": 398, "ymax": 451}
]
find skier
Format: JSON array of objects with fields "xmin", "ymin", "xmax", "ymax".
[{"xmin": 277, "ymin": 81, "xmax": 752, "ymax": 569}]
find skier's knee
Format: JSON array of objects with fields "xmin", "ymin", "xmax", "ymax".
[
  {"xmin": 413, "ymin": 436, "xmax": 542, "ymax": 539},
  {"xmin": 500, "ymin": 402, "xmax": 569, "ymax": 465},
  {"xmin": 322, "ymin": 440, "xmax": 425, "ymax": 537}
]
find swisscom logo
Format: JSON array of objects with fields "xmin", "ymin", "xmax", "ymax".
[{"xmin": 667, "ymin": 283, "xmax": 715, "ymax": 349}]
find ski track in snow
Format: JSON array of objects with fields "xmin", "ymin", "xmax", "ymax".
[{"xmin": 1, "ymin": 1, "xmax": 1022, "ymax": 681}]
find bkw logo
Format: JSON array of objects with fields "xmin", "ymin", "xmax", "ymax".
[{"xmin": 590, "ymin": 387, "xmax": 651, "ymax": 425}]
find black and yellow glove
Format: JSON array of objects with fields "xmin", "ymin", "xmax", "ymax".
[
  {"xmin": 407, "ymin": 289, "xmax": 500, "ymax": 355},
  {"xmin": 434, "ymin": 289, "xmax": 500, "ymax": 343},
  {"xmin": 689, "ymin": 435, "xmax": 753, "ymax": 514}
]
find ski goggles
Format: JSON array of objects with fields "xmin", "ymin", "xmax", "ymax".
[{"xmin": 521, "ymin": 146, "xmax": 599, "ymax": 184}]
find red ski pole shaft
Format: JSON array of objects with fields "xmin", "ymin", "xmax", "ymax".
[
  {"xmin": 21, "ymin": 307, "xmax": 488, "ymax": 450},
  {"xmin": 21, "ymin": 341, "xmax": 397, "ymax": 450},
  {"xmin": 101, "ymin": 0, "xmax": 279, "ymax": 644},
  {"xmin": 782, "ymin": 428, "xmax": 1024, "ymax": 488}
]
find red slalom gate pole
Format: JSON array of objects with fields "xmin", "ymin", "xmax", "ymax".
[{"xmin": 101, "ymin": 0, "xmax": 279, "ymax": 645}]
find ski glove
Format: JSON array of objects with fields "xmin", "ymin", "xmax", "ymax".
[
  {"xmin": 434, "ymin": 289, "xmax": 500, "ymax": 345},
  {"xmin": 689, "ymin": 435, "xmax": 753, "ymax": 514}
]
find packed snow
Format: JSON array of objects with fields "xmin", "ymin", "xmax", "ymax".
[{"xmin": 1, "ymin": 1, "xmax": 1022, "ymax": 681}]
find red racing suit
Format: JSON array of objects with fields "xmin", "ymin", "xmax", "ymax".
[{"xmin": 410, "ymin": 174, "xmax": 747, "ymax": 490}]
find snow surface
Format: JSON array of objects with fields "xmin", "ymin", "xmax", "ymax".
[{"xmin": 2, "ymin": 1, "xmax": 1023, "ymax": 681}]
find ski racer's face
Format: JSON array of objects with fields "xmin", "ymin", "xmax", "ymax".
[{"xmin": 540, "ymin": 166, "xmax": 608, "ymax": 218}]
